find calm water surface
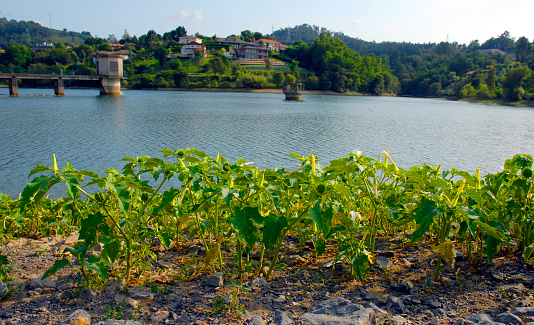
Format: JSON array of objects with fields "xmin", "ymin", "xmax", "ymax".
[{"xmin": 1, "ymin": 88, "xmax": 533, "ymax": 198}]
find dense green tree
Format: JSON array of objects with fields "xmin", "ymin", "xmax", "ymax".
[
  {"xmin": 502, "ymin": 66, "xmax": 531, "ymax": 101},
  {"xmin": 173, "ymin": 69, "xmax": 189, "ymax": 87},
  {"xmin": 163, "ymin": 26, "xmax": 187, "ymax": 42},
  {"xmin": 515, "ymin": 37, "xmax": 532, "ymax": 63},
  {"xmin": 4, "ymin": 44, "xmax": 32, "ymax": 67},
  {"xmin": 272, "ymin": 71, "xmax": 285, "ymax": 87}
]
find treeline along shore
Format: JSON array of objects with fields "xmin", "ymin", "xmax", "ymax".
[{"xmin": 1, "ymin": 20, "xmax": 534, "ymax": 102}]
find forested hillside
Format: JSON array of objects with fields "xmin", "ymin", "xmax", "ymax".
[
  {"xmin": 0, "ymin": 18, "xmax": 90, "ymax": 49},
  {"xmin": 1, "ymin": 19, "xmax": 533, "ymax": 102}
]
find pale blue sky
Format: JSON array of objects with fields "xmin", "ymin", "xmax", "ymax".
[{"xmin": 1, "ymin": 0, "xmax": 533, "ymax": 45}]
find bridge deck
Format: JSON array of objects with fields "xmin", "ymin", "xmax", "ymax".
[{"xmin": 0, "ymin": 73, "xmax": 101, "ymax": 81}]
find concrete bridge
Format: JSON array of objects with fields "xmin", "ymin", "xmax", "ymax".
[{"xmin": 0, "ymin": 52, "xmax": 125, "ymax": 96}]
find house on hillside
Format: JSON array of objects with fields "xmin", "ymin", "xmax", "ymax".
[
  {"xmin": 256, "ymin": 39, "xmax": 288, "ymax": 52},
  {"xmin": 238, "ymin": 42, "xmax": 268, "ymax": 60},
  {"xmin": 215, "ymin": 36, "xmax": 248, "ymax": 58},
  {"xmin": 178, "ymin": 36, "xmax": 203, "ymax": 45},
  {"xmin": 110, "ymin": 43, "xmax": 124, "ymax": 51},
  {"xmin": 478, "ymin": 49, "xmax": 506, "ymax": 55},
  {"xmin": 32, "ymin": 42, "xmax": 54, "ymax": 51},
  {"xmin": 181, "ymin": 42, "xmax": 207, "ymax": 58}
]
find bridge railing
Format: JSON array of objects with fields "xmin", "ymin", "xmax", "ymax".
[{"xmin": 0, "ymin": 67, "xmax": 98, "ymax": 76}]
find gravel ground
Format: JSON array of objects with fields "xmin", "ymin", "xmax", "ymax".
[{"xmin": 1, "ymin": 233, "xmax": 533, "ymax": 325}]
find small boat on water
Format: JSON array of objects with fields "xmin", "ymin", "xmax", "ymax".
[{"xmin": 283, "ymin": 83, "xmax": 304, "ymax": 100}]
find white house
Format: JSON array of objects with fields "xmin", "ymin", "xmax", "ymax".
[{"xmin": 180, "ymin": 42, "xmax": 207, "ymax": 58}]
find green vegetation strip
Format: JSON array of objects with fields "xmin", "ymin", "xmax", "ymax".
[{"xmin": 0, "ymin": 149, "xmax": 533, "ymax": 288}]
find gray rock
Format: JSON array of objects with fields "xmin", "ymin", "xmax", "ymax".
[
  {"xmin": 427, "ymin": 317, "xmax": 439, "ymax": 325},
  {"xmin": 7, "ymin": 280, "xmax": 25, "ymax": 289},
  {"xmin": 405, "ymin": 294, "xmax": 422, "ymax": 305},
  {"xmin": 206, "ymin": 272, "xmax": 224, "ymax": 287},
  {"xmin": 131, "ymin": 291, "xmax": 154, "ymax": 300},
  {"xmin": 383, "ymin": 315, "xmax": 412, "ymax": 324},
  {"xmin": 81, "ymin": 288, "xmax": 96, "ymax": 301},
  {"xmin": 510, "ymin": 307, "xmax": 534, "ymax": 317},
  {"xmin": 62, "ymin": 309, "xmax": 91, "ymax": 325},
  {"xmin": 385, "ymin": 295, "xmax": 407, "ymax": 313},
  {"xmin": 250, "ymin": 314, "xmax": 266, "ymax": 325},
  {"xmin": 273, "ymin": 310, "xmax": 293, "ymax": 325},
  {"xmin": 154, "ymin": 260, "xmax": 172, "ymax": 269},
  {"xmin": 150, "ymin": 310, "xmax": 170, "ymax": 323},
  {"xmin": 466, "ymin": 313, "xmax": 507, "ymax": 324},
  {"xmin": 361, "ymin": 302, "xmax": 388, "ymax": 318},
  {"xmin": 0, "ymin": 281, "xmax": 7, "ymax": 296},
  {"xmin": 251, "ymin": 277, "xmax": 267, "ymax": 288},
  {"xmin": 494, "ymin": 312, "xmax": 522, "ymax": 325},
  {"xmin": 498, "ymin": 284, "xmax": 526, "ymax": 296},
  {"xmin": 300, "ymin": 296, "xmax": 375, "ymax": 325},
  {"xmin": 274, "ymin": 295, "xmax": 286, "ymax": 303},
  {"xmin": 428, "ymin": 300, "xmax": 442, "ymax": 308},
  {"xmin": 375, "ymin": 256, "xmax": 392, "ymax": 269},
  {"xmin": 391, "ymin": 280, "xmax": 413, "ymax": 293},
  {"xmin": 509, "ymin": 273, "xmax": 534, "ymax": 285},
  {"xmin": 93, "ymin": 321, "xmax": 143, "ymax": 325},
  {"xmin": 28, "ymin": 277, "xmax": 56, "ymax": 289}
]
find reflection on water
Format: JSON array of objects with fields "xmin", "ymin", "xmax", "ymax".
[{"xmin": 1, "ymin": 88, "xmax": 533, "ymax": 198}]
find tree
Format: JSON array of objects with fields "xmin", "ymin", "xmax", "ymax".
[
  {"xmin": 163, "ymin": 26, "xmax": 187, "ymax": 42},
  {"xmin": 502, "ymin": 66, "xmax": 530, "ymax": 101},
  {"xmin": 191, "ymin": 50, "xmax": 205, "ymax": 71},
  {"xmin": 173, "ymin": 68, "xmax": 189, "ymax": 87},
  {"xmin": 285, "ymin": 73, "xmax": 297, "ymax": 84},
  {"xmin": 272, "ymin": 71, "xmax": 285, "ymax": 87},
  {"xmin": 107, "ymin": 34, "xmax": 118, "ymax": 44},
  {"xmin": 154, "ymin": 47, "xmax": 169, "ymax": 66},
  {"xmin": 4, "ymin": 44, "xmax": 32, "ymax": 67},
  {"xmin": 208, "ymin": 56, "xmax": 226, "ymax": 74},
  {"xmin": 241, "ymin": 30, "xmax": 254, "ymax": 42},
  {"xmin": 515, "ymin": 37, "xmax": 532, "ymax": 63}
]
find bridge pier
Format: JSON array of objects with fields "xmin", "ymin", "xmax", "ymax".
[
  {"xmin": 99, "ymin": 78, "xmax": 121, "ymax": 95},
  {"xmin": 54, "ymin": 78, "xmax": 65, "ymax": 96},
  {"xmin": 8, "ymin": 77, "xmax": 19, "ymax": 96}
]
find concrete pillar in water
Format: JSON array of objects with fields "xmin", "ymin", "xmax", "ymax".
[
  {"xmin": 54, "ymin": 78, "xmax": 65, "ymax": 96},
  {"xmin": 8, "ymin": 77, "xmax": 19, "ymax": 96},
  {"xmin": 95, "ymin": 52, "xmax": 123, "ymax": 96},
  {"xmin": 99, "ymin": 78, "xmax": 121, "ymax": 95}
]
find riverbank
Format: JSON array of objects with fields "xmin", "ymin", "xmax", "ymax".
[{"xmin": 460, "ymin": 98, "xmax": 534, "ymax": 107}]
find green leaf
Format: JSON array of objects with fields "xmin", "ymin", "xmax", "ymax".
[
  {"xmin": 152, "ymin": 188, "xmax": 181, "ymax": 217},
  {"xmin": 28, "ymin": 165, "xmax": 53, "ymax": 177},
  {"xmin": 308, "ymin": 203, "xmax": 333, "ymax": 237},
  {"xmin": 261, "ymin": 215, "xmax": 288, "ymax": 249},
  {"xmin": 410, "ymin": 197, "xmax": 445, "ymax": 243},
  {"xmin": 105, "ymin": 182, "xmax": 130, "ymax": 213},
  {"xmin": 42, "ymin": 258, "xmax": 71, "ymax": 279},
  {"xmin": 159, "ymin": 148, "xmax": 175, "ymax": 158},
  {"xmin": 231, "ymin": 207, "xmax": 261, "ymax": 247},
  {"xmin": 63, "ymin": 175, "xmax": 80, "ymax": 200},
  {"xmin": 20, "ymin": 175, "xmax": 61, "ymax": 211},
  {"xmin": 79, "ymin": 212, "xmax": 106, "ymax": 244},
  {"xmin": 102, "ymin": 239, "xmax": 122, "ymax": 263},
  {"xmin": 485, "ymin": 234, "xmax": 501, "ymax": 263}
]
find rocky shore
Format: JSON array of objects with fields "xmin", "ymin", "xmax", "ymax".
[{"xmin": 1, "ymin": 233, "xmax": 533, "ymax": 325}]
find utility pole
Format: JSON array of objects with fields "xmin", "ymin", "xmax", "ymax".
[{"xmin": 49, "ymin": 13, "xmax": 52, "ymax": 29}]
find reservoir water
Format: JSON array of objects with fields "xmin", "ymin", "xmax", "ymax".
[{"xmin": 1, "ymin": 88, "xmax": 533, "ymax": 198}]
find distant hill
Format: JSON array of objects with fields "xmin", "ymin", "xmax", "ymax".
[
  {"xmin": 0, "ymin": 18, "xmax": 91, "ymax": 49},
  {"xmin": 271, "ymin": 24, "xmax": 436, "ymax": 56}
]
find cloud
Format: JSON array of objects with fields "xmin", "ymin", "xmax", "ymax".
[
  {"xmin": 171, "ymin": 10, "xmax": 205, "ymax": 24},
  {"xmin": 347, "ymin": 19, "xmax": 364, "ymax": 27}
]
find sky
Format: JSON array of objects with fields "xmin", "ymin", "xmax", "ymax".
[{"xmin": 1, "ymin": 0, "xmax": 533, "ymax": 45}]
